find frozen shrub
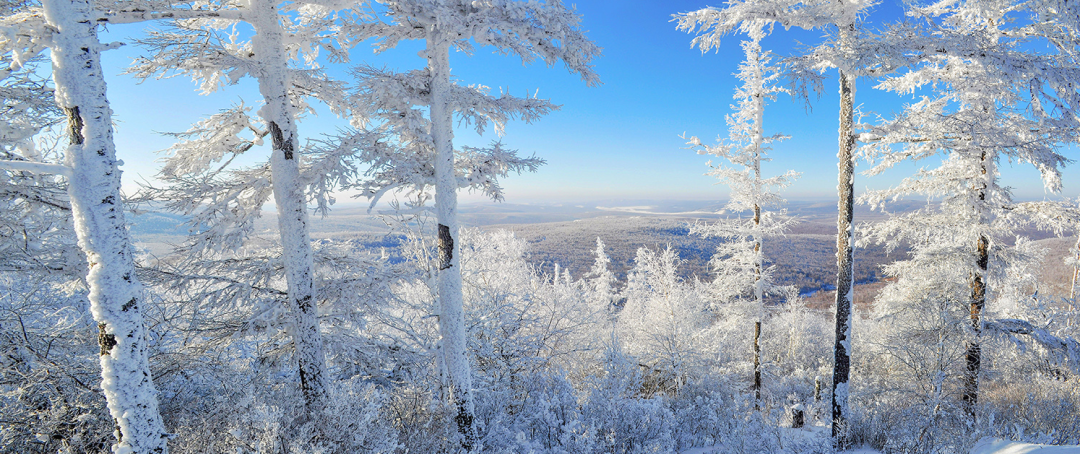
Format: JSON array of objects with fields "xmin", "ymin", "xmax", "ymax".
[
  {"xmin": 668, "ymin": 378, "xmax": 731, "ymax": 450},
  {"xmin": 582, "ymin": 342, "xmax": 675, "ymax": 454},
  {"xmin": 165, "ymin": 373, "xmax": 396, "ymax": 454},
  {"xmin": 0, "ymin": 277, "xmax": 114, "ymax": 454},
  {"xmin": 981, "ymin": 377, "xmax": 1080, "ymax": 446},
  {"xmin": 476, "ymin": 370, "xmax": 594, "ymax": 453},
  {"xmin": 382, "ymin": 383, "xmax": 455, "ymax": 454}
]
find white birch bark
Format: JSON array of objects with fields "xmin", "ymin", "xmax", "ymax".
[
  {"xmin": 43, "ymin": 0, "xmax": 168, "ymax": 451},
  {"xmin": 250, "ymin": 0, "xmax": 328, "ymax": 415},
  {"xmin": 426, "ymin": 32, "xmax": 478, "ymax": 449}
]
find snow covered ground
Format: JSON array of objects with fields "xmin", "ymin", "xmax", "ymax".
[
  {"xmin": 972, "ymin": 438, "xmax": 1080, "ymax": 454},
  {"xmin": 679, "ymin": 435, "xmax": 1080, "ymax": 453}
]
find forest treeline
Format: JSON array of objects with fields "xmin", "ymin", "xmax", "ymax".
[{"xmin": 2, "ymin": 0, "xmax": 1080, "ymax": 453}]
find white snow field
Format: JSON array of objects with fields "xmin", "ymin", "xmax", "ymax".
[
  {"xmin": 973, "ymin": 438, "xmax": 1080, "ymax": 454},
  {"xmin": 679, "ymin": 432, "xmax": 1080, "ymax": 454}
]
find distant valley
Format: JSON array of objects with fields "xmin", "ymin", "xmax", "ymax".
[{"xmin": 128, "ymin": 198, "xmax": 1076, "ymax": 299}]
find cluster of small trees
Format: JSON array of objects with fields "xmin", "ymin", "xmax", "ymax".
[{"xmin": 1, "ymin": 0, "xmax": 1080, "ymax": 453}]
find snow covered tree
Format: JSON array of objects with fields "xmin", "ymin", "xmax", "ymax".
[
  {"xmin": 858, "ymin": 0, "xmax": 1080, "ymax": 418},
  {"xmin": 348, "ymin": 1, "xmax": 600, "ymax": 447},
  {"xmin": 617, "ymin": 245, "xmax": 711, "ymax": 397},
  {"xmin": 0, "ymin": 0, "xmax": 170, "ymax": 451},
  {"xmin": 675, "ymin": 0, "xmax": 875, "ymax": 440},
  {"xmin": 124, "ymin": 0, "xmax": 373, "ymax": 421},
  {"xmin": 682, "ymin": 22, "xmax": 799, "ymax": 403},
  {"xmin": 584, "ymin": 238, "xmax": 618, "ymax": 324}
]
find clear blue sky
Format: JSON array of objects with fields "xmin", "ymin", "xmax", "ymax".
[{"xmin": 99, "ymin": 0, "xmax": 1079, "ymax": 207}]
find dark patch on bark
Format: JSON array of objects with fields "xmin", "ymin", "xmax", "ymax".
[
  {"xmin": 122, "ymin": 298, "xmax": 136, "ymax": 312},
  {"xmin": 98, "ymin": 323, "xmax": 116, "ymax": 356},
  {"xmin": 296, "ymin": 294, "xmax": 314, "ymax": 313},
  {"xmin": 438, "ymin": 224, "xmax": 453, "ymax": 270},
  {"xmin": 753, "ymin": 320, "xmax": 761, "ymax": 404},
  {"xmin": 268, "ymin": 121, "xmax": 294, "ymax": 160},
  {"xmin": 64, "ymin": 106, "xmax": 84, "ymax": 146},
  {"xmin": 455, "ymin": 398, "xmax": 476, "ymax": 451}
]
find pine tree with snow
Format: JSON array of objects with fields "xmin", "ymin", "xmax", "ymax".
[
  {"xmin": 858, "ymin": 0, "xmax": 1080, "ymax": 418},
  {"xmin": 682, "ymin": 22, "xmax": 799, "ymax": 403},
  {"xmin": 348, "ymin": 1, "xmax": 600, "ymax": 447},
  {"xmin": 585, "ymin": 238, "xmax": 618, "ymax": 321},
  {"xmin": 675, "ymin": 0, "xmax": 875, "ymax": 441}
]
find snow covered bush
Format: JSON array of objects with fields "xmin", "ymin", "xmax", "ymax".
[
  {"xmin": 617, "ymin": 245, "xmax": 712, "ymax": 397},
  {"xmin": 760, "ymin": 303, "xmax": 832, "ymax": 406},
  {"xmin": 582, "ymin": 341, "xmax": 675, "ymax": 454},
  {"xmin": 161, "ymin": 361, "xmax": 397, "ymax": 454},
  {"xmin": 0, "ymin": 276, "xmax": 114, "ymax": 454},
  {"xmin": 980, "ymin": 377, "xmax": 1080, "ymax": 447},
  {"xmin": 475, "ymin": 370, "xmax": 595, "ymax": 454}
]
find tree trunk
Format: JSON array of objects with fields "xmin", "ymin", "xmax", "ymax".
[
  {"xmin": 1071, "ymin": 224, "xmax": 1079, "ymax": 301},
  {"xmin": 963, "ymin": 152, "xmax": 990, "ymax": 419},
  {"xmin": 753, "ymin": 204, "xmax": 763, "ymax": 405},
  {"xmin": 753, "ymin": 319, "xmax": 762, "ymax": 402},
  {"xmin": 44, "ymin": 0, "xmax": 168, "ymax": 451},
  {"xmin": 251, "ymin": 0, "xmax": 328, "ymax": 417},
  {"xmin": 427, "ymin": 33, "xmax": 478, "ymax": 450},
  {"xmin": 963, "ymin": 234, "xmax": 988, "ymax": 417},
  {"xmin": 831, "ymin": 39, "xmax": 856, "ymax": 445},
  {"xmin": 748, "ymin": 33, "xmax": 766, "ymax": 407}
]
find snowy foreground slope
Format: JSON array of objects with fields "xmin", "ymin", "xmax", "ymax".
[
  {"xmin": 679, "ymin": 429, "xmax": 1080, "ymax": 454},
  {"xmin": 972, "ymin": 438, "xmax": 1080, "ymax": 454}
]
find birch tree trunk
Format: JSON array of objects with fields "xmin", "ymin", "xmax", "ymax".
[
  {"xmin": 427, "ymin": 32, "xmax": 478, "ymax": 450},
  {"xmin": 251, "ymin": 0, "xmax": 328, "ymax": 417},
  {"xmin": 962, "ymin": 151, "xmax": 990, "ymax": 419},
  {"xmin": 44, "ymin": 0, "xmax": 168, "ymax": 451},
  {"xmin": 831, "ymin": 24, "xmax": 856, "ymax": 445}
]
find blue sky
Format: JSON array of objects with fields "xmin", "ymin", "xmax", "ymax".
[{"xmin": 99, "ymin": 0, "xmax": 1079, "ymax": 207}]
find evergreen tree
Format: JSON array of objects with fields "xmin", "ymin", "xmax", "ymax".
[
  {"xmin": 675, "ymin": 0, "xmax": 875, "ymax": 440},
  {"xmin": 859, "ymin": 0, "xmax": 1080, "ymax": 417},
  {"xmin": 682, "ymin": 23, "xmax": 799, "ymax": 402}
]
